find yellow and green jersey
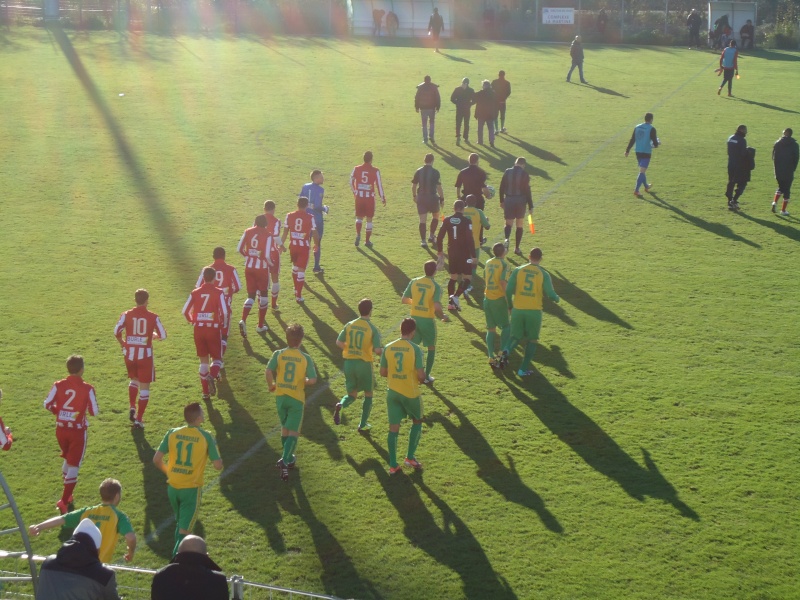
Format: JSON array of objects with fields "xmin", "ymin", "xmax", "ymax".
[
  {"xmin": 157, "ymin": 425, "xmax": 221, "ymax": 490},
  {"xmin": 402, "ymin": 276, "xmax": 442, "ymax": 319},
  {"xmin": 484, "ymin": 256, "xmax": 509, "ymax": 300},
  {"xmin": 337, "ymin": 317, "xmax": 382, "ymax": 362},
  {"xmin": 267, "ymin": 347, "xmax": 317, "ymax": 402},
  {"xmin": 506, "ymin": 263, "xmax": 559, "ymax": 310},
  {"xmin": 380, "ymin": 338, "xmax": 424, "ymax": 398},
  {"xmin": 64, "ymin": 503, "xmax": 133, "ymax": 564},
  {"xmin": 463, "ymin": 206, "xmax": 490, "ymax": 250}
]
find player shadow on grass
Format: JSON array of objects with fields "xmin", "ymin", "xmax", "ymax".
[
  {"xmin": 427, "ymin": 388, "xmax": 563, "ymax": 532},
  {"xmin": 479, "ymin": 145, "xmax": 553, "ymax": 181},
  {"xmin": 730, "ymin": 96, "xmax": 800, "ymax": 115},
  {"xmin": 439, "ymin": 51, "xmax": 473, "ymax": 64},
  {"xmin": 204, "ymin": 380, "xmax": 294, "ymax": 554},
  {"xmin": 132, "ymin": 428, "xmax": 177, "ymax": 559},
  {"xmin": 579, "ymin": 83, "xmax": 630, "ymax": 98},
  {"xmin": 470, "ymin": 340, "xmax": 575, "ymax": 379},
  {"xmin": 431, "ymin": 143, "xmax": 469, "ymax": 172},
  {"xmin": 644, "ymin": 193, "xmax": 761, "ymax": 249},
  {"xmin": 503, "ymin": 134, "xmax": 567, "ymax": 165},
  {"xmin": 502, "ymin": 376, "xmax": 700, "ymax": 521},
  {"xmin": 291, "ymin": 482, "xmax": 385, "ymax": 600},
  {"xmin": 734, "ymin": 210, "xmax": 800, "ymax": 242},
  {"xmin": 550, "ymin": 270, "xmax": 633, "ymax": 329},
  {"xmin": 347, "ymin": 444, "xmax": 519, "ymax": 600},
  {"xmin": 49, "ymin": 25, "xmax": 199, "ymax": 288},
  {"xmin": 357, "ymin": 247, "xmax": 411, "ymax": 299},
  {"xmin": 305, "ymin": 275, "xmax": 358, "ymax": 325}
]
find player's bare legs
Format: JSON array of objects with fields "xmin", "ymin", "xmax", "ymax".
[
  {"xmin": 365, "ymin": 217, "xmax": 374, "ymax": 247},
  {"xmin": 257, "ymin": 288, "xmax": 270, "ymax": 333},
  {"xmin": 240, "ymin": 294, "xmax": 255, "ymax": 338}
]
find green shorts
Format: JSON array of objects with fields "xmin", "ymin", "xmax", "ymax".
[
  {"xmin": 344, "ymin": 359, "xmax": 374, "ymax": 394},
  {"xmin": 484, "ymin": 297, "xmax": 509, "ymax": 330},
  {"xmin": 412, "ymin": 316, "xmax": 437, "ymax": 348},
  {"xmin": 386, "ymin": 389, "xmax": 423, "ymax": 425},
  {"xmin": 510, "ymin": 309, "xmax": 543, "ymax": 341},
  {"xmin": 167, "ymin": 485, "xmax": 201, "ymax": 533},
  {"xmin": 276, "ymin": 395, "xmax": 305, "ymax": 433}
]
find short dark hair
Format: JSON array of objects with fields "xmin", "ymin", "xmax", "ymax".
[
  {"xmin": 424, "ymin": 260, "xmax": 437, "ymax": 277},
  {"xmin": 184, "ymin": 402, "xmax": 203, "ymax": 424},
  {"xmin": 364, "ymin": 151, "xmax": 373, "ymax": 163},
  {"xmin": 134, "ymin": 289, "xmax": 149, "ymax": 305},
  {"xmin": 424, "ymin": 75, "xmax": 431, "ymax": 83},
  {"xmin": 515, "ymin": 157, "xmax": 527, "ymax": 166},
  {"xmin": 785, "ymin": 128, "xmax": 794, "ymax": 137},
  {"xmin": 310, "ymin": 169, "xmax": 322, "ymax": 180},
  {"xmin": 454, "ymin": 199, "xmax": 465, "ymax": 212},
  {"xmin": 297, "ymin": 196, "xmax": 309, "ymax": 209},
  {"xmin": 400, "ymin": 317, "xmax": 417, "ymax": 336},
  {"xmin": 644, "ymin": 112, "xmax": 654, "ymax": 123},
  {"xmin": 493, "ymin": 242, "xmax": 506, "ymax": 257},
  {"xmin": 255, "ymin": 214, "xmax": 268, "ymax": 227},
  {"xmin": 530, "ymin": 247, "xmax": 543, "ymax": 261},
  {"xmin": 66, "ymin": 355, "xmax": 84, "ymax": 375},
  {"xmin": 286, "ymin": 323, "xmax": 305, "ymax": 347},
  {"xmin": 263, "ymin": 200, "xmax": 275, "ymax": 212},
  {"xmin": 465, "ymin": 194, "xmax": 478, "ymax": 207},
  {"xmin": 469, "ymin": 153, "xmax": 479, "ymax": 165},
  {"xmin": 424, "ymin": 153, "xmax": 434, "ymax": 164},
  {"xmin": 737, "ymin": 124, "xmax": 747, "ymax": 134},
  {"xmin": 213, "ymin": 247, "xmax": 225, "ymax": 260},
  {"xmin": 358, "ymin": 298, "xmax": 373, "ymax": 316},
  {"xmin": 202, "ymin": 267, "xmax": 216, "ymax": 282},
  {"xmin": 499, "ymin": 70, "xmax": 505, "ymax": 76},
  {"xmin": 99, "ymin": 478, "xmax": 122, "ymax": 503}
]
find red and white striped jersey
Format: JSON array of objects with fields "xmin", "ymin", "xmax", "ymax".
[
  {"xmin": 265, "ymin": 214, "xmax": 283, "ymax": 260},
  {"xmin": 44, "ymin": 376, "xmax": 98, "ymax": 430},
  {"xmin": 182, "ymin": 283, "xmax": 229, "ymax": 329},
  {"xmin": 284, "ymin": 210, "xmax": 316, "ymax": 248},
  {"xmin": 238, "ymin": 226, "xmax": 271, "ymax": 270},
  {"xmin": 351, "ymin": 163, "xmax": 385, "ymax": 200},
  {"xmin": 196, "ymin": 259, "xmax": 241, "ymax": 302},
  {"xmin": 114, "ymin": 306, "xmax": 167, "ymax": 362},
  {"xmin": 0, "ymin": 417, "xmax": 12, "ymax": 451}
]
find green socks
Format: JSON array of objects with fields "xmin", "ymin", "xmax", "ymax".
[
  {"xmin": 359, "ymin": 397, "xmax": 373, "ymax": 429},
  {"xmin": 388, "ymin": 431, "xmax": 399, "ymax": 468},
  {"xmin": 407, "ymin": 423, "xmax": 422, "ymax": 460},
  {"xmin": 173, "ymin": 531, "xmax": 187, "ymax": 557},
  {"xmin": 340, "ymin": 394, "xmax": 356, "ymax": 409},
  {"xmin": 500, "ymin": 326, "xmax": 510, "ymax": 350},
  {"xmin": 281, "ymin": 435, "xmax": 287, "ymax": 448},
  {"xmin": 521, "ymin": 342, "xmax": 538, "ymax": 370},
  {"xmin": 425, "ymin": 349, "xmax": 436, "ymax": 376},
  {"xmin": 486, "ymin": 331, "xmax": 497, "ymax": 357},
  {"xmin": 282, "ymin": 435, "xmax": 298, "ymax": 464}
]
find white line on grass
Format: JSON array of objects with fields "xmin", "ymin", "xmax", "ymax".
[{"xmin": 534, "ymin": 58, "xmax": 718, "ymax": 208}]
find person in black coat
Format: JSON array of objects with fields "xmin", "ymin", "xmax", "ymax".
[
  {"xmin": 726, "ymin": 124, "xmax": 752, "ymax": 211},
  {"xmin": 151, "ymin": 535, "xmax": 228, "ymax": 600},
  {"xmin": 450, "ymin": 77, "xmax": 475, "ymax": 144},
  {"xmin": 772, "ymin": 128, "xmax": 799, "ymax": 215},
  {"xmin": 566, "ymin": 36, "xmax": 587, "ymax": 84},
  {"xmin": 472, "ymin": 80, "xmax": 498, "ymax": 147},
  {"xmin": 687, "ymin": 9, "xmax": 702, "ymax": 48}
]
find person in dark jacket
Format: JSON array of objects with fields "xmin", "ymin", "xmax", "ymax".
[
  {"xmin": 428, "ymin": 7, "xmax": 444, "ymax": 52},
  {"xmin": 415, "ymin": 75, "xmax": 441, "ymax": 145},
  {"xmin": 450, "ymin": 77, "xmax": 475, "ymax": 144},
  {"xmin": 151, "ymin": 535, "xmax": 228, "ymax": 600},
  {"xmin": 740, "ymin": 19, "xmax": 754, "ymax": 49},
  {"xmin": 772, "ymin": 128, "xmax": 799, "ymax": 215},
  {"xmin": 386, "ymin": 11, "xmax": 399, "ymax": 37},
  {"xmin": 37, "ymin": 518, "xmax": 120, "ymax": 600},
  {"xmin": 597, "ymin": 8, "xmax": 608, "ymax": 35},
  {"xmin": 687, "ymin": 9, "xmax": 702, "ymax": 48},
  {"xmin": 566, "ymin": 36, "xmax": 587, "ymax": 83},
  {"xmin": 491, "ymin": 70, "xmax": 511, "ymax": 133},
  {"xmin": 726, "ymin": 124, "xmax": 750, "ymax": 211},
  {"xmin": 473, "ymin": 80, "xmax": 498, "ymax": 147}
]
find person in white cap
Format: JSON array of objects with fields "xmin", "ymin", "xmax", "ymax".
[{"xmin": 36, "ymin": 518, "xmax": 120, "ymax": 600}]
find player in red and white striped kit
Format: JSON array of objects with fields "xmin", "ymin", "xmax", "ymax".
[
  {"xmin": 43, "ymin": 355, "xmax": 99, "ymax": 514},
  {"xmin": 262, "ymin": 201, "xmax": 284, "ymax": 310},
  {"xmin": 281, "ymin": 196, "xmax": 319, "ymax": 303},
  {"xmin": 114, "ymin": 289, "xmax": 167, "ymax": 429},
  {"xmin": 197, "ymin": 247, "xmax": 240, "ymax": 360},
  {"xmin": 0, "ymin": 390, "xmax": 13, "ymax": 451},
  {"xmin": 238, "ymin": 214, "xmax": 274, "ymax": 337},
  {"xmin": 183, "ymin": 268, "xmax": 229, "ymax": 401},
  {"xmin": 350, "ymin": 151, "xmax": 386, "ymax": 248}
]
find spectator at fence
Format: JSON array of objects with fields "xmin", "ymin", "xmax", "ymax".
[
  {"xmin": 597, "ymin": 8, "xmax": 608, "ymax": 35},
  {"xmin": 687, "ymin": 9, "xmax": 702, "ymax": 48},
  {"xmin": 36, "ymin": 519, "xmax": 120, "ymax": 600},
  {"xmin": 566, "ymin": 36, "xmax": 588, "ymax": 84},
  {"xmin": 386, "ymin": 11, "xmax": 399, "ymax": 36},
  {"xmin": 372, "ymin": 8, "xmax": 385, "ymax": 37},
  {"xmin": 151, "ymin": 535, "xmax": 228, "ymax": 600},
  {"xmin": 740, "ymin": 19, "xmax": 754, "ymax": 49},
  {"xmin": 428, "ymin": 7, "xmax": 444, "ymax": 52}
]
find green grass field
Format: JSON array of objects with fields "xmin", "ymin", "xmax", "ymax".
[{"xmin": 1, "ymin": 27, "xmax": 799, "ymax": 599}]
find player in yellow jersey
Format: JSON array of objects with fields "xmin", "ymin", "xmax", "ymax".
[
  {"xmin": 333, "ymin": 299, "xmax": 382, "ymax": 432},
  {"xmin": 266, "ymin": 323, "xmax": 318, "ymax": 482},
  {"xmin": 499, "ymin": 248, "xmax": 560, "ymax": 377},
  {"xmin": 380, "ymin": 318, "xmax": 426, "ymax": 474},
  {"xmin": 153, "ymin": 403, "xmax": 223, "ymax": 556},
  {"xmin": 483, "ymin": 243, "xmax": 511, "ymax": 368},
  {"xmin": 463, "ymin": 194, "xmax": 491, "ymax": 284},
  {"xmin": 402, "ymin": 260, "xmax": 449, "ymax": 385},
  {"xmin": 29, "ymin": 478, "xmax": 136, "ymax": 564}
]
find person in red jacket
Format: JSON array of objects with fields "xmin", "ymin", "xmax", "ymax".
[{"xmin": 0, "ymin": 389, "xmax": 12, "ymax": 451}]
